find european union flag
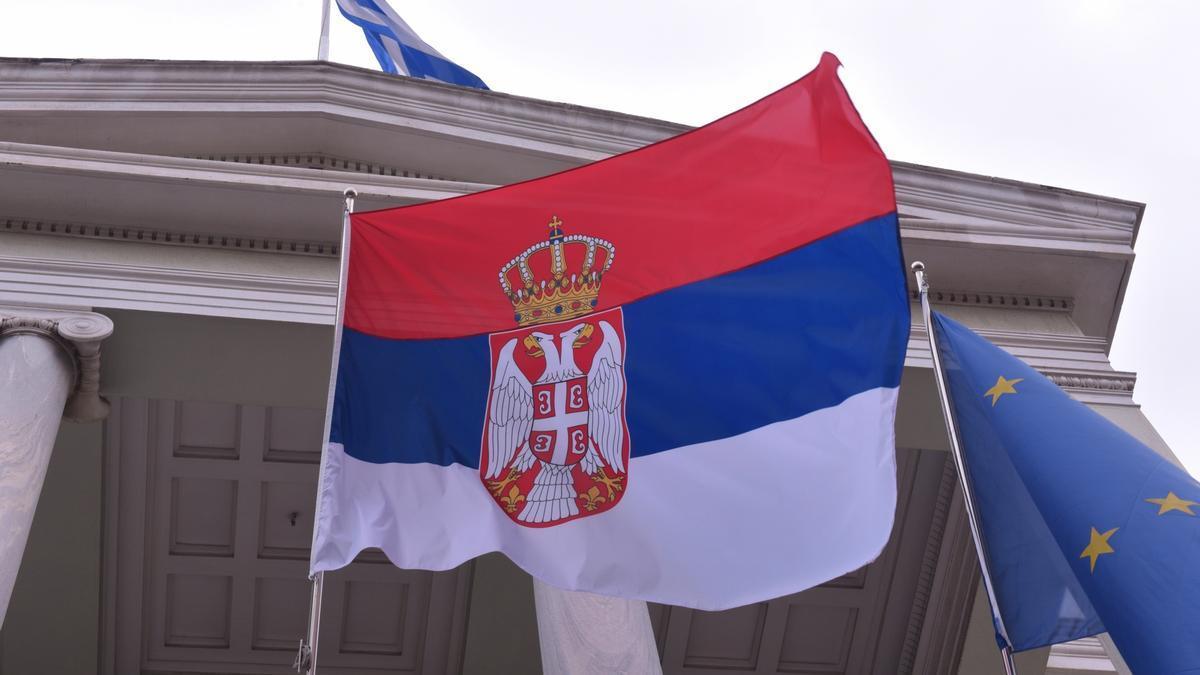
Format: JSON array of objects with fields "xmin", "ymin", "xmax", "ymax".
[{"xmin": 932, "ymin": 311, "xmax": 1200, "ymax": 673}]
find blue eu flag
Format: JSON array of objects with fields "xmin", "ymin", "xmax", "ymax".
[{"xmin": 932, "ymin": 312, "xmax": 1200, "ymax": 674}]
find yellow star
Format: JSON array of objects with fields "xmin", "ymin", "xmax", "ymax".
[
  {"xmin": 1145, "ymin": 491, "xmax": 1198, "ymax": 516},
  {"xmin": 983, "ymin": 375, "xmax": 1024, "ymax": 406},
  {"xmin": 1079, "ymin": 527, "xmax": 1117, "ymax": 573}
]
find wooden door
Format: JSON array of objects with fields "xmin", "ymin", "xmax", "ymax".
[{"xmin": 101, "ymin": 398, "xmax": 472, "ymax": 675}]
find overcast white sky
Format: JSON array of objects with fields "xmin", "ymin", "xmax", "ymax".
[{"xmin": 3, "ymin": 1, "xmax": 1197, "ymax": 473}]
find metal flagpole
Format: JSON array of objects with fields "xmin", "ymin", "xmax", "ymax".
[
  {"xmin": 295, "ymin": 188, "xmax": 357, "ymax": 675},
  {"xmin": 912, "ymin": 261, "xmax": 1019, "ymax": 675},
  {"xmin": 317, "ymin": 0, "xmax": 332, "ymax": 60}
]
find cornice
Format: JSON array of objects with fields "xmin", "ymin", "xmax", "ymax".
[
  {"xmin": 0, "ymin": 60, "xmax": 1148, "ymax": 247},
  {"xmin": 0, "ymin": 141, "xmax": 1142, "ymax": 264},
  {"xmin": 893, "ymin": 162, "xmax": 1143, "ymax": 250},
  {"xmin": 184, "ymin": 152, "xmax": 1142, "ymax": 255},
  {"xmin": 0, "ymin": 253, "xmax": 334, "ymax": 325},
  {"xmin": 177, "ymin": 153, "xmax": 1141, "ymax": 253},
  {"xmin": 0, "ymin": 141, "xmax": 485, "ymax": 204},
  {"xmin": 0, "ymin": 59, "xmax": 685, "ymax": 161}
]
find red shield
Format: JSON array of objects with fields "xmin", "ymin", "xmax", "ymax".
[
  {"xmin": 480, "ymin": 308, "xmax": 629, "ymax": 527},
  {"xmin": 530, "ymin": 377, "xmax": 591, "ymax": 465}
]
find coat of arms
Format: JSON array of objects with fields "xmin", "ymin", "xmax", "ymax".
[{"xmin": 481, "ymin": 217, "xmax": 629, "ymax": 526}]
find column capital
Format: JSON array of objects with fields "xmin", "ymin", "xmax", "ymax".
[{"xmin": 0, "ymin": 305, "xmax": 114, "ymax": 422}]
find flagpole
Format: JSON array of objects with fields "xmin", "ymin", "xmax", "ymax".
[
  {"xmin": 317, "ymin": 0, "xmax": 331, "ymax": 60},
  {"xmin": 295, "ymin": 188, "xmax": 357, "ymax": 675},
  {"xmin": 912, "ymin": 261, "xmax": 1019, "ymax": 675}
]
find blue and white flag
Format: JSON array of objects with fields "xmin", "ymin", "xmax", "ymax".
[{"xmin": 334, "ymin": 0, "xmax": 488, "ymax": 89}]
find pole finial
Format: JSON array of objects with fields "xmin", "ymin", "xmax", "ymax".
[
  {"xmin": 911, "ymin": 260, "xmax": 929, "ymax": 294},
  {"xmin": 343, "ymin": 188, "xmax": 358, "ymax": 199}
]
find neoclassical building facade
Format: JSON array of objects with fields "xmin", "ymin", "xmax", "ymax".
[{"xmin": 0, "ymin": 58, "xmax": 1164, "ymax": 674}]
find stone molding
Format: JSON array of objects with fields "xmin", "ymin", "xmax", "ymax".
[
  {"xmin": 909, "ymin": 288, "xmax": 1074, "ymax": 313},
  {"xmin": 0, "ymin": 59, "xmax": 684, "ymax": 161},
  {"xmin": 0, "ymin": 138, "xmax": 1143, "ymax": 264},
  {"xmin": 0, "ymin": 240, "xmax": 1145, "ymax": 395},
  {"xmin": 183, "ymin": 152, "xmax": 457, "ymax": 182},
  {"xmin": 1046, "ymin": 373, "xmax": 1136, "ymax": 394},
  {"xmin": 907, "ymin": 323, "xmax": 1138, "ymax": 404},
  {"xmin": 898, "ymin": 458, "xmax": 960, "ymax": 673},
  {"xmin": 0, "ymin": 253, "xmax": 335, "ymax": 324},
  {"xmin": 3, "ymin": 214, "xmax": 341, "ymax": 258},
  {"xmin": 0, "ymin": 305, "xmax": 114, "ymax": 421},
  {"xmin": 894, "ymin": 162, "xmax": 1142, "ymax": 249},
  {"xmin": 910, "ymin": 481, "xmax": 980, "ymax": 673},
  {"xmin": 0, "ymin": 141, "xmax": 484, "ymax": 211},
  {"xmin": 179, "ymin": 148, "xmax": 1142, "ymax": 252},
  {"xmin": 0, "ymin": 246, "xmax": 1140, "ymax": 401},
  {"xmin": 1046, "ymin": 636, "xmax": 1118, "ymax": 674},
  {"xmin": 914, "ymin": 323, "xmax": 1113, "ymax": 355}
]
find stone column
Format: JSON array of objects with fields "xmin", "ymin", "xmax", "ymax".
[
  {"xmin": 0, "ymin": 307, "xmax": 112, "ymax": 624},
  {"xmin": 533, "ymin": 578, "xmax": 663, "ymax": 675}
]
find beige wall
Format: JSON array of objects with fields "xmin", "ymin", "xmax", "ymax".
[
  {"xmin": 462, "ymin": 554, "xmax": 543, "ymax": 674},
  {"xmin": 0, "ymin": 421, "xmax": 103, "ymax": 675},
  {"xmin": 100, "ymin": 309, "xmax": 333, "ymax": 410},
  {"xmin": 1091, "ymin": 403, "xmax": 1177, "ymax": 462}
]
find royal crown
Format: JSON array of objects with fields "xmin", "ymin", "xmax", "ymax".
[{"xmin": 498, "ymin": 216, "xmax": 615, "ymax": 327}]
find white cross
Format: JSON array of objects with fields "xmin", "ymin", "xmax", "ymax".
[{"xmin": 532, "ymin": 381, "xmax": 588, "ymax": 465}]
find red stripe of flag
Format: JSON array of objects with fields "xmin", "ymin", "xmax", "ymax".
[{"xmin": 346, "ymin": 52, "xmax": 894, "ymax": 340}]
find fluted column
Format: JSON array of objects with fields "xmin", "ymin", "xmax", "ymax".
[
  {"xmin": 533, "ymin": 578, "xmax": 663, "ymax": 675},
  {"xmin": 0, "ymin": 307, "xmax": 113, "ymax": 624}
]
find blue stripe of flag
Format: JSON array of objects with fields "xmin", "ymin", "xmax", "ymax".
[{"xmin": 331, "ymin": 213, "xmax": 908, "ymax": 467}]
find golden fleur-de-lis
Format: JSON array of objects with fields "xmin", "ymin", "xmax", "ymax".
[
  {"xmin": 580, "ymin": 486, "xmax": 607, "ymax": 512},
  {"xmin": 593, "ymin": 468, "xmax": 624, "ymax": 500},
  {"xmin": 499, "ymin": 485, "xmax": 526, "ymax": 513},
  {"xmin": 487, "ymin": 468, "xmax": 520, "ymax": 497}
]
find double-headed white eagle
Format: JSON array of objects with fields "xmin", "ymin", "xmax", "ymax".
[{"xmin": 486, "ymin": 320, "xmax": 625, "ymax": 523}]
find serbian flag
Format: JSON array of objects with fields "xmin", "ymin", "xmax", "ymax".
[{"xmin": 310, "ymin": 53, "xmax": 909, "ymax": 610}]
